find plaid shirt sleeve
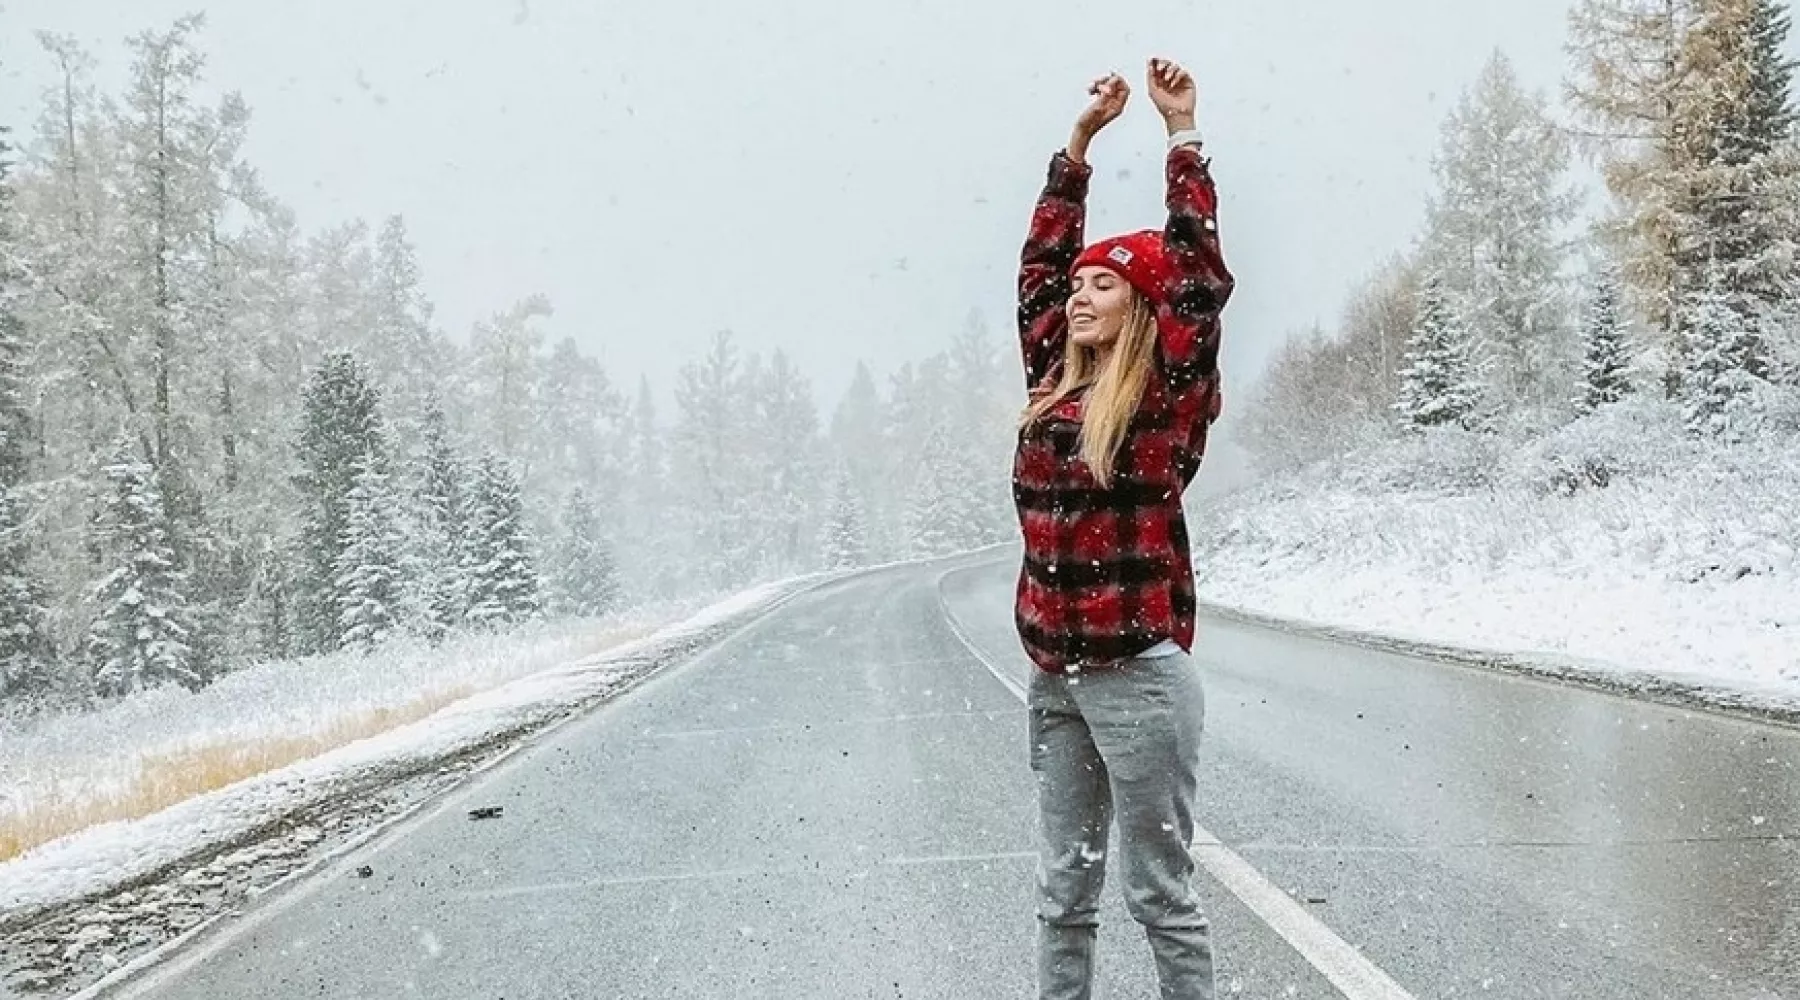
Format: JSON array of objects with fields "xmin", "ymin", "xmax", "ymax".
[
  {"xmin": 1017, "ymin": 151, "xmax": 1092, "ymax": 390},
  {"xmin": 1157, "ymin": 146, "xmax": 1234, "ymax": 485},
  {"xmin": 1157, "ymin": 146, "xmax": 1234, "ymax": 394}
]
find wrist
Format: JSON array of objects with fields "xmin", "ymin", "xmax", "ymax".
[
  {"xmin": 1163, "ymin": 113, "xmax": 1197, "ymax": 135},
  {"xmin": 1066, "ymin": 130, "xmax": 1093, "ymax": 165}
]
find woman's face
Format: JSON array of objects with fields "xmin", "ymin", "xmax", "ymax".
[{"xmin": 1067, "ymin": 266, "xmax": 1132, "ymax": 349}]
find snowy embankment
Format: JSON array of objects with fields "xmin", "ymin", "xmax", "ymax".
[
  {"xmin": 1191, "ymin": 402, "xmax": 1800, "ymax": 717},
  {"xmin": 0, "ymin": 578, "xmax": 806, "ymax": 924}
]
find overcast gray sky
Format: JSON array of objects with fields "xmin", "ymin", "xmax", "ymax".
[{"xmin": 3, "ymin": 0, "xmax": 1632, "ymax": 408}]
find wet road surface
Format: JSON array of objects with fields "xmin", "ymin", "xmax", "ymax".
[{"xmin": 116, "ymin": 553, "xmax": 1800, "ymax": 999}]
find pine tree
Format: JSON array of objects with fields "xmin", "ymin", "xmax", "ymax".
[
  {"xmin": 468, "ymin": 295, "xmax": 550, "ymax": 459},
  {"xmin": 821, "ymin": 466, "xmax": 869, "ymax": 570},
  {"xmin": 619, "ymin": 375, "xmax": 674, "ymax": 600},
  {"xmin": 1740, "ymin": 0, "xmax": 1798, "ymax": 150},
  {"xmin": 1576, "ymin": 267, "xmax": 1636, "ymax": 413},
  {"xmin": 535, "ymin": 336, "xmax": 621, "ymax": 505},
  {"xmin": 551, "ymin": 487, "xmax": 620, "ymax": 617},
  {"xmin": 303, "ymin": 221, "xmax": 377, "ymax": 375},
  {"xmin": 409, "ymin": 398, "xmax": 467, "ymax": 640},
  {"xmin": 947, "ymin": 310, "xmax": 1017, "ymax": 542},
  {"xmin": 672, "ymin": 331, "xmax": 752, "ymax": 588},
  {"xmin": 295, "ymin": 352, "xmax": 386, "ymax": 652},
  {"xmin": 746, "ymin": 349, "xmax": 821, "ymax": 577},
  {"xmin": 1394, "ymin": 276, "xmax": 1485, "ymax": 430},
  {"xmin": 904, "ymin": 423, "xmax": 990, "ymax": 557},
  {"xmin": 1745, "ymin": 0, "xmax": 1800, "ymax": 381},
  {"xmin": 88, "ymin": 445, "xmax": 196, "ymax": 697},
  {"xmin": 0, "ymin": 117, "xmax": 56, "ymax": 702},
  {"xmin": 1682, "ymin": 269, "xmax": 1766, "ymax": 437},
  {"xmin": 333, "ymin": 453, "xmax": 406, "ymax": 650},
  {"xmin": 367, "ymin": 215, "xmax": 438, "ymax": 425},
  {"xmin": 1422, "ymin": 51, "xmax": 1579, "ymax": 409},
  {"xmin": 1569, "ymin": 0, "xmax": 1800, "ymax": 392},
  {"xmin": 0, "ymin": 489, "xmax": 55, "ymax": 702},
  {"xmin": 462, "ymin": 454, "xmax": 541, "ymax": 628},
  {"xmin": 830, "ymin": 362, "xmax": 894, "ymax": 560},
  {"xmin": 1663, "ymin": 0, "xmax": 1800, "ymax": 385}
]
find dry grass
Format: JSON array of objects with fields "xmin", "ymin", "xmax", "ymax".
[{"xmin": 0, "ymin": 683, "xmax": 476, "ymax": 864}]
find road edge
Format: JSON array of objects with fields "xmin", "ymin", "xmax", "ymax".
[
  {"xmin": 1196, "ymin": 599, "xmax": 1800, "ymax": 731},
  {"xmin": 932, "ymin": 546, "xmax": 1799, "ymax": 732}
]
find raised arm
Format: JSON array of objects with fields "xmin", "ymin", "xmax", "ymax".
[
  {"xmin": 1018, "ymin": 73, "xmax": 1128, "ymax": 389},
  {"xmin": 1147, "ymin": 58, "xmax": 1234, "ymax": 393},
  {"xmin": 1017, "ymin": 153, "xmax": 1090, "ymax": 389}
]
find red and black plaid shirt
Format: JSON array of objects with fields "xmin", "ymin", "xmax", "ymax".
[{"xmin": 1012, "ymin": 146, "xmax": 1234, "ymax": 673}]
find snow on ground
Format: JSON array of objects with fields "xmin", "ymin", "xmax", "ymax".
[
  {"xmin": 0, "ymin": 578, "xmax": 806, "ymax": 921},
  {"xmin": 1191, "ymin": 407, "xmax": 1800, "ymax": 708}
]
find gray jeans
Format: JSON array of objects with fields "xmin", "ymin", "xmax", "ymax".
[{"xmin": 1027, "ymin": 652, "xmax": 1213, "ymax": 1000}]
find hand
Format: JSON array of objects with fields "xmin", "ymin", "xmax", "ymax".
[
  {"xmin": 1146, "ymin": 57, "xmax": 1197, "ymax": 132},
  {"xmin": 1067, "ymin": 73, "xmax": 1129, "ymax": 164},
  {"xmin": 1075, "ymin": 73, "xmax": 1130, "ymax": 138}
]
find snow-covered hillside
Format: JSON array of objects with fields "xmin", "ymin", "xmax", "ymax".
[{"xmin": 1194, "ymin": 400, "xmax": 1800, "ymax": 707}]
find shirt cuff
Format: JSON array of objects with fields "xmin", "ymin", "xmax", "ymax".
[{"xmin": 1047, "ymin": 150, "xmax": 1093, "ymax": 198}]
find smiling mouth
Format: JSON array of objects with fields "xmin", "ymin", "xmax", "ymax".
[{"xmin": 1071, "ymin": 313, "xmax": 1096, "ymax": 324}]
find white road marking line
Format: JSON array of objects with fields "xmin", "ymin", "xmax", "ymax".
[
  {"xmin": 936, "ymin": 568, "xmax": 1419, "ymax": 1000},
  {"xmin": 1189, "ymin": 831, "xmax": 1417, "ymax": 1000}
]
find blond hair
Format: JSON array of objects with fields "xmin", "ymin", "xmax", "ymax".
[{"xmin": 1020, "ymin": 292, "xmax": 1157, "ymax": 487}]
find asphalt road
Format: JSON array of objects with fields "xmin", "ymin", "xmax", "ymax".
[{"xmin": 115, "ymin": 553, "xmax": 1800, "ymax": 999}]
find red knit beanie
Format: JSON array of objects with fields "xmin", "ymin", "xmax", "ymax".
[{"xmin": 1071, "ymin": 229, "xmax": 1174, "ymax": 306}]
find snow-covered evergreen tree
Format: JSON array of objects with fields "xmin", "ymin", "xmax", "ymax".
[
  {"xmin": 0, "ymin": 117, "xmax": 56, "ymax": 703},
  {"xmin": 672, "ymin": 331, "xmax": 752, "ymax": 588},
  {"xmin": 830, "ymin": 362, "xmax": 895, "ymax": 560},
  {"xmin": 821, "ymin": 465, "xmax": 870, "ymax": 570},
  {"xmin": 87, "ymin": 445, "xmax": 196, "ymax": 696},
  {"xmin": 536, "ymin": 335, "xmax": 621, "ymax": 505},
  {"xmin": 618, "ymin": 375, "xmax": 675, "ymax": 600},
  {"xmin": 1576, "ymin": 267, "xmax": 1635, "ymax": 413},
  {"xmin": 1570, "ymin": 0, "xmax": 1800, "ymax": 392},
  {"xmin": 1660, "ymin": 0, "xmax": 1800, "ymax": 385},
  {"xmin": 0, "ymin": 488, "xmax": 54, "ymax": 702},
  {"xmin": 333, "ymin": 453, "xmax": 406, "ymax": 650},
  {"xmin": 904, "ymin": 423, "xmax": 991, "ymax": 557},
  {"xmin": 295, "ymin": 352, "xmax": 386, "ymax": 652},
  {"xmin": 550, "ymin": 487, "xmax": 619, "ymax": 617},
  {"xmin": 746, "ymin": 349, "xmax": 822, "ymax": 577},
  {"xmin": 1421, "ymin": 51, "xmax": 1579, "ymax": 409},
  {"xmin": 947, "ymin": 310, "xmax": 1017, "ymax": 542},
  {"xmin": 468, "ymin": 295, "xmax": 550, "ymax": 459},
  {"xmin": 367, "ymin": 215, "xmax": 439, "ymax": 428},
  {"xmin": 462, "ymin": 454, "xmax": 541, "ymax": 628},
  {"xmin": 408, "ymin": 398, "xmax": 467, "ymax": 641},
  {"xmin": 1395, "ymin": 276, "xmax": 1486, "ymax": 430},
  {"xmin": 1682, "ymin": 272, "xmax": 1766, "ymax": 438}
]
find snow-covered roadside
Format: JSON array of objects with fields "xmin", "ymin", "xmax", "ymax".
[
  {"xmin": 2, "ymin": 611, "xmax": 668, "ymax": 864},
  {"xmin": 1189, "ymin": 460, "xmax": 1800, "ymax": 719},
  {"xmin": 0, "ymin": 577, "xmax": 804, "ymax": 925}
]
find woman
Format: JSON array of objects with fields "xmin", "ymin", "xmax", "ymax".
[{"xmin": 1013, "ymin": 58, "xmax": 1234, "ymax": 1000}]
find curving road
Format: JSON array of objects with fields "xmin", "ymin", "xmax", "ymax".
[{"xmin": 113, "ymin": 552, "xmax": 1800, "ymax": 999}]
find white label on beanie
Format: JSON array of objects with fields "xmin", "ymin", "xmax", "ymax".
[{"xmin": 1108, "ymin": 246, "xmax": 1134, "ymax": 266}]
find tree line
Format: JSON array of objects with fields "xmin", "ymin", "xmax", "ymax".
[
  {"xmin": 1239, "ymin": 0, "xmax": 1800, "ymax": 470},
  {"xmin": 0, "ymin": 18, "xmax": 1022, "ymax": 712}
]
